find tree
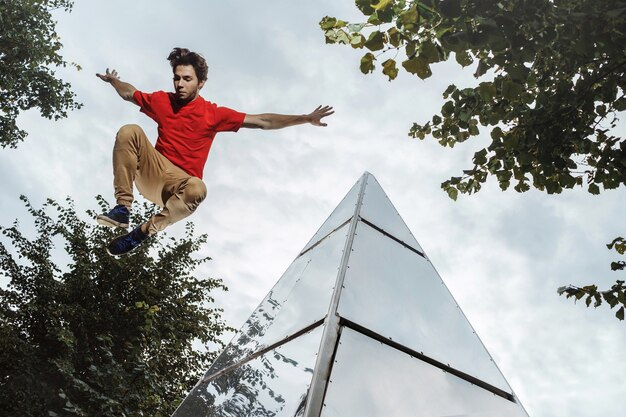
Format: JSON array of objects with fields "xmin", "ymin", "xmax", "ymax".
[
  {"xmin": 0, "ymin": 196, "xmax": 232, "ymax": 416},
  {"xmin": 0, "ymin": 0, "xmax": 82, "ymax": 148},
  {"xmin": 320, "ymin": 0, "xmax": 625, "ymax": 319}
]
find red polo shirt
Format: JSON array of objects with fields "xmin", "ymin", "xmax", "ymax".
[{"xmin": 133, "ymin": 90, "xmax": 246, "ymax": 178}]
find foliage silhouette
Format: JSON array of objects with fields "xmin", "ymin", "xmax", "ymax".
[
  {"xmin": 0, "ymin": 196, "xmax": 231, "ymax": 416},
  {"xmin": 0, "ymin": 0, "xmax": 82, "ymax": 148}
]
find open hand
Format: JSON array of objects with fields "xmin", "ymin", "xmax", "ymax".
[
  {"xmin": 308, "ymin": 105, "xmax": 334, "ymax": 127},
  {"xmin": 96, "ymin": 68, "xmax": 120, "ymax": 83}
]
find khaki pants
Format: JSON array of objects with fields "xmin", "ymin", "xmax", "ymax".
[{"xmin": 112, "ymin": 124, "xmax": 207, "ymax": 235}]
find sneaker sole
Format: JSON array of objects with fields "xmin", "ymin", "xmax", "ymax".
[
  {"xmin": 96, "ymin": 215, "xmax": 129, "ymax": 229},
  {"xmin": 105, "ymin": 246, "xmax": 126, "ymax": 257}
]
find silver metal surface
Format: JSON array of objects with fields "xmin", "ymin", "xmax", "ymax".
[
  {"xmin": 302, "ymin": 172, "xmax": 369, "ymax": 417},
  {"xmin": 172, "ymin": 326, "xmax": 324, "ymax": 417},
  {"xmin": 320, "ymin": 328, "xmax": 530, "ymax": 417},
  {"xmin": 337, "ymin": 220, "xmax": 512, "ymax": 393},
  {"xmin": 204, "ymin": 223, "xmax": 349, "ymax": 377},
  {"xmin": 174, "ymin": 171, "xmax": 529, "ymax": 417},
  {"xmin": 359, "ymin": 174, "xmax": 424, "ymax": 253}
]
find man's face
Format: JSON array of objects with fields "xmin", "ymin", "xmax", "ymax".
[{"xmin": 173, "ymin": 65, "xmax": 205, "ymax": 103}]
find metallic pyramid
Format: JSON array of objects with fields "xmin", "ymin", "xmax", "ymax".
[{"xmin": 172, "ymin": 172, "xmax": 529, "ymax": 417}]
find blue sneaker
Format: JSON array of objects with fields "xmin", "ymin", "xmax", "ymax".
[
  {"xmin": 97, "ymin": 205, "xmax": 130, "ymax": 229},
  {"xmin": 106, "ymin": 225, "xmax": 150, "ymax": 256}
]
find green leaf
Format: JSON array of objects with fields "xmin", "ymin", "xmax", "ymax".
[
  {"xmin": 360, "ymin": 53, "xmax": 376, "ymax": 74},
  {"xmin": 616, "ymin": 306, "xmax": 625, "ymax": 321},
  {"xmin": 459, "ymin": 110, "xmax": 471, "ymax": 122},
  {"xmin": 402, "ymin": 56, "xmax": 432, "ymax": 79},
  {"xmin": 502, "ymin": 80, "xmax": 524, "ymax": 100},
  {"xmin": 356, "ymin": 0, "xmax": 375, "ymax": 15},
  {"xmin": 324, "ymin": 29, "xmax": 338, "ymax": 44},
  {"xmin": 588, "ymin": 183, "xmax": 600, "ymax": 195},
  {"xmin": 420, "ymin": 40, "xmax": 443, "ymax": 63},
  {"xmin": 336, "ymin": 30, "xmax": 350, "ymax": 44},
  {"xmin": 455, "ymin": 51, "xmax": 473, "ymax": 67},
  {"xmin": 320, "ymin": 16, "xmax": 337, "ymax": 30},
  {"xmin": 443, "ymin": 84, "xmax": 457, "ymax": 98},
  {"xmin": 372, "ymin": 0, "xmax": 394, "ymax": 11},
  {"xmin": 604, "ymin": 292, "xmax": 619, "ymax": 308},
  {"xmin": 508, "ymin": 65, "xmax": 530, "ymax": 82},
  {"xmin": 382, "ymin": 59, "xmax": 399, "ymax": 81},
  {"xmin": 350, "ymin": 34, "xmax": 366, "ymax": 48},
  {"xmin": 473, "ymin": 149, "xmax": 488, "ymax": 165},
  {"xmin": 439, "ymin": 0, "xmax": 462, "ymax": 18},
  {"xmin": 440, "ymin": 31, "xmax": 469, "ymax": 52},
  {"xmin": 387, "ymin": 27, "xmax": 401, "ymax": 47},
  {"xmin": 398, "ymin": 5, "xmax": 418, "ymax": 27},
  {"xmin": 608, "ymin": 237, "xmax": 626, "ymax": 254},
  {"xmin": 446, "ymin": 186, "xmax": 459, "ymax": 201},
  {"xmin": 478, "ymin": 82, "xmax": 497, "ymax": 101},
  {"xmin": 348, "ymin": 23, "xmax": 367, "ymax": 32},
  {"xmin": 371, "ymin": 8, "xmax": 395, "ymax": 24},
  {"xmin": 364, "ymin": 30, "xmax": 385, "ymax": 51},
  {"xmin": 441, "ymin": 100, "xmax": 455, "ymax": 116},
  {"xmin": 594, "ymin": 293, "xmax": 602, "ymax": 307},
  {"xmin": 474, "ymin": 60, "xmax": 490, "ymax": 77}
]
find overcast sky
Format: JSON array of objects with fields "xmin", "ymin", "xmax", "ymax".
[{"xmin": 1, "ymin": 1, "xmax": 625, "ymax": 416}]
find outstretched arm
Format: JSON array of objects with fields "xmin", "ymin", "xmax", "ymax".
[
  {"xmin": 242, "ymin": 105, "xmax": 334, "ymax": 130},
  {"xmin": 96, "ymin": 68, "xmax": 137, "ymax": 103}
]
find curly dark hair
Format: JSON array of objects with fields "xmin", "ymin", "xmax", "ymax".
[{"xmin": 167, "ymin": 47, "xmax": 208, "ymax": 81}]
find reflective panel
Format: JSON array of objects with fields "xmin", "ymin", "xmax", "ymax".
[
  {"xmin": 174, "ymin": 325, "xmax": 323, "ymax": 417},
  {"xmin": 205, "ymin": 223, "xmax": 348, "ymax": 377},
  {"xmin": 359, "ymin": 174, "xmax": 423, "ymax": 253},
  {"xmin": 321, "ymin": 328, "xmax": 528, "ymax": 417},
  {"xmin": 337, "ymin": 221, "xmax": 512, "ymax": 392},
  {"xmin": 300, "ymin": 176, "xmax": 362, "ymax": 253}
]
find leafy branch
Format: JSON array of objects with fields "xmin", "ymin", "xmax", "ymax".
[
  {"xmin": 320, "ymin": 0, "xmax": 626, "ymax": 198},
  {"xmin": 558, "ymin": 238, "xmax": 626, "ymax": 321}
]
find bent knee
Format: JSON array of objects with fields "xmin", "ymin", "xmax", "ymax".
[
  {"xmin": 184, "ymin": 178, "xmax": 207, "ymax": 206},
  {"xmin": 116, "ymin": 124, "xmax": 144, "ymax": 142}
]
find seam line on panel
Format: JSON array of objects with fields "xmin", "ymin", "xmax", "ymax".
[
  {"xmin": 340, "ymin": 318, "xmax": 516, "ymax": 403},
  {"xmin": 359, "ymin": 217, "xmax": 426, "ymax": 258},
  {"xmin": 299, "ymin": 218, "xmax": 352, "ymax": 257},
  {"xmin": 199, "ymin": 319, "xmax": 325, "ymax": 385}
]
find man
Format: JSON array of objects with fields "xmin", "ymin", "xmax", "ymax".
[{"xmin": 96, "ymin": 47, "xmax": 334, "ymax": 256}]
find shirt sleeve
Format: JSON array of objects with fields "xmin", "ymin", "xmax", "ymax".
[
  {"xmin": 133, "ymin": 90, "xmax": 160, "ymax": 122},
  {"xmin": 213, "ymin": 106, "xmax": 246, "ymax": 132}
]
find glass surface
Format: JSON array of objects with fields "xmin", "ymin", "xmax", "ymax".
[
  {"xmin": 205, "ymin": 223, "xmax": 348, "ymax": 377},
  {"xmin": 359, "ymin": 174, "xmax": 423, "ymax": 253},
  {"xmin": 174, "ymin": 325, "xmax": 324, "ymax": 417},
  {"xmin": 300, "ymin": 176, "xmax": 362, "ymax": 253},
  {"xmin": 337, "ymin": 221, "xmax": 512, "ymax": 392},
  {"xmin": 321, "ymin": 328, "xmax": 529, "ymax": 417}
]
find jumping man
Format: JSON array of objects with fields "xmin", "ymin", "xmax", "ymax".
[{"xmin": 96, "ymin": 48, "xmax": 334, "ymax": 256}]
